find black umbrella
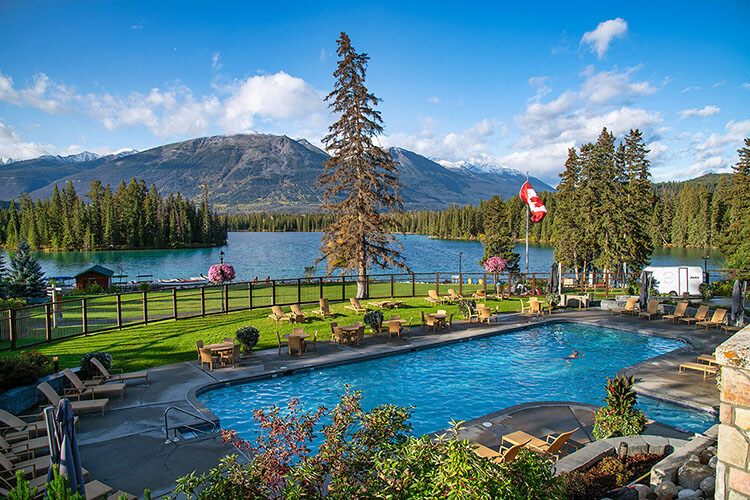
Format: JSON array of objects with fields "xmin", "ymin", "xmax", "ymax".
[
  {"xmin": 546, "ymin": 263, "xmax": 559, "ymax": 294},
  {"xmin": 732, "ymin": 279, "xmax": 742, "ymax": 326},
  {"xmin": 46, "ymin": 398, "xmax": 86, "ymax": 495},
  {"xmin": 638, "ymin": 271, "xmax": 649, "ymax": 310}
]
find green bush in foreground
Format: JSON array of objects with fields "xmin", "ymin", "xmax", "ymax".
[
  {"xmin": 171, "ymin": 388, "xmax": 564, "ymax": 500},
  {"xmin": 0, "ymin": 350, "xmax": 53, "ymax": 394},
  {"xmin": 592, "ymin": 375, "xmax": 646, "ymax": 440}
]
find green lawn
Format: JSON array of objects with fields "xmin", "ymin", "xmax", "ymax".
[{"xmin": 0, "ymin": 296, "xmax": 523, "ymax": 372}]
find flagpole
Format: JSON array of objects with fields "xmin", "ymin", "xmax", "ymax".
[{"xmin": 525, "ymin": 171, "xmax": 529, "ymax": 277}]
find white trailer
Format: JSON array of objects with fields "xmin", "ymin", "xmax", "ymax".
[{"xmin": 643, "ymin": 266, "xmax": 704, "ymax": 296}]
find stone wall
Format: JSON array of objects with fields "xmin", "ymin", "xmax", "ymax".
[{"xmin": 716, "ymin": 325, "xmax": 750, "ymax": 499}]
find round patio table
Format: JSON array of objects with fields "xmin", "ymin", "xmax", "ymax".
[{"xmin": 282, "ymin": 332, "xmax": 310, "ymax": 356}]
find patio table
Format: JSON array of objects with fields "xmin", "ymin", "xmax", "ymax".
[
  {"xmin": 501, "ymin": 430, "xmax": 547, "ymax": 451},
  {"xmin": 282, "ymin": 332, "xmax": 310, "ymax": 356}
]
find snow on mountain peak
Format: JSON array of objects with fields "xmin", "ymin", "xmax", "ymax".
[{"xmin": 437, "ymin": 159, "xmax": 523, "ymax": 176}]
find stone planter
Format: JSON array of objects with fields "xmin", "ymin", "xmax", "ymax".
[{"xmin": 0, "ymin": 370, "xmax": 71, "ymax": 414}]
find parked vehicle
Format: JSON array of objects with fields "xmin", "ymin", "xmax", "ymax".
[{"xmin": 643, "ymin": 266, "xmax": 703, "ymax": 296}]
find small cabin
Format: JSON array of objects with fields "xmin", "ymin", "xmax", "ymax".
[{"xmin": 75, "ymin": 265, "xmax": 114, "ymax": 290}]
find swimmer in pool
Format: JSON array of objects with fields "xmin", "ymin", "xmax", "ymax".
[{"xmin": 565, "ymin": 350, "xmax": 583, "ymax": 363}]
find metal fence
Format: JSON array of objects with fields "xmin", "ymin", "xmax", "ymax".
[{"xmin": 0, "ymin": 268, "xmax": 742, "ymax": 351}]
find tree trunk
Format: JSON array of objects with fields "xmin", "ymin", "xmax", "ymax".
[{"xmin": 357, "ymin": 264, "xmax": 368, "ymax": 299}]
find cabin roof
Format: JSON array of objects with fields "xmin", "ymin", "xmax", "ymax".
[{"xmin": 74, "ymin": 265, "xmax": 115, "ymax": 278}]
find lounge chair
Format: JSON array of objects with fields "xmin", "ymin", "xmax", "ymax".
[
  {"xmin": 696, "ymin": 308, "xmax": 727, "ymax": 330},
  {"xmin": 87, "ymin": 358, "xmax": 149, "ymax": 385},
  {"xmin": 276, "ymin": 331, "xmax": 289, "ymax": 354},
  {"xmin": 445, "ymin": 289, "xmax": 462, "ymax": 302},
  {"xmin": 473, "ymin": 440, "xmax": 529, "ymax": 463},
  {"xmin": 472, "ymin": 290, "xmax": 487, "ymax": 300},
  {"xmin": 0, "ymin": 469, "xmax": 115, "ymax": 500},
  {"xmin": 638, "ymin": 299, "xmax": 660, "ymax": 320},
  {"xmin": 0, "ymin": 410, "xmax": 47, "ymax": 442},
  {"xmin": 425, "ymin": 289, "xmax": 443, "ymax": 305},
  {"xmin": 62, "ymin": 368, "xmax": 126, "ymax": 399},
  {"xmin": 679, "ymin": 361, "xmax": 718, "ymax": 379},
  {"xmin": 611, "ymin": 297, "xmax": 638, "ymax": 316},
  {"xmin": 220, "ymin": 344, "xmax": 241, "ymax": 368},
  {"xmin": 268, "ymin": 305, "xmax": 291, "ymax": 324},
  {"xmin": 723, "ymin": 324, "xmax": 742, "ymax": 334},
  {"xmin": 199, "ymin": 348, "xmax": 219, "ymax": 371},
  {"xmin": 0, "ymin": 434, "xmax": 50, "ymax": 458},
  {"xmin": 0, "ymin": 452, "xmax": 91, "ymax": 487},
  {"xmin": 490, "ymin": 284, "xmax": 506, "ymax": 300},
  {"xmin": 345, "ymin": 297, "xmax": 367, "ymax": 313},
  {"xmin": 289, "ymin": 304, "xmax": 307, "ymax": 323},
  {"xmin": 37, "ymin": 382, "xmax": 109, "ymax": 416},
  {"xmin": 697, "ymin": 354, "xmax": 716, "ymax": 365},
  {"xmin": 501, "ymin": 427, "xmax": 579, "ymax": 460},
  {"xmin": 312, "ymin": 298, "xmax": 335, "ymax": 318},
  {"xmin": 662, "ymin": 302, "xmax": 688, "ymax": 322},
  {"xmin": 679, "ymin": 305, "xmax": 709, "ymax": 325}
]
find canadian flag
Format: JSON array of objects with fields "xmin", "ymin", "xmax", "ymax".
[{"xmin": 519, "ymin": 182, "xmax": 547, "ymax": 223}]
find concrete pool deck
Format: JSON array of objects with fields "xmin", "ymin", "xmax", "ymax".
[{"xmin": 66, "ymin": 308, "xmax": 722, "ymax": 497}]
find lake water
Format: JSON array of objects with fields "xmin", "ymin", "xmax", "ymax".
[{"xmin": 10, "ymin": 232, "xmax": 725, "ymax": 282}]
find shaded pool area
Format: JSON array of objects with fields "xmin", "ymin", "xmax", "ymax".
[{"xmin": 200, "ymin": 323, "xmax": 717, "ymax": 441}]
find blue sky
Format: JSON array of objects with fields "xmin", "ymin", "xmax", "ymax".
[{"xmin": 0, "ymin": 0, "xmax": 748, "ymax": 184}]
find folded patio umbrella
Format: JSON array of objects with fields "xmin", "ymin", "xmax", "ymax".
[
  {"xmin": 732, "ymin": 279, "xmax": 742, "ymax": 325},
  {"xmin": 46, "ymin": 398, "xmax": 86, "ymax": 496},
  {"xmin": 546, "ymin": 263, "xmax": 558, "ymax": 294},
  {"xmin": 638, "ymin": 270, "xmax": 648, "ymax": 310}
]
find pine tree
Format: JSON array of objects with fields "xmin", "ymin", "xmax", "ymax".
[
  {"xmin": 8, "ymin": 239, "xmax": 46, "ymax": 299},
  {"xmin": 719, "ymin": 137, "xmax": 750, "ymax": 275},
  {"xmin": 553, "ymin": 148, "xmax": 583, "ymax": 272},
  {"xmin": 317, "ymin": 32, "xmax": 407, "ymax": 298},
  {"xmin": 622, "ymin": 129, "xmax": 654, "ymax": 273},
  {"xmin": 480, "ymin": 196, "xmax": 520, "ymax": 271}
]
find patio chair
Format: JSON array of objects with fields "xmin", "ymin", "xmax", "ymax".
[
  {"xmin": 420, "ymin": 311, "xmax": 427, "ymax": 329},
  {"xmin": 332, "ymin": 326, "xmax": 346, "ymax": 345},
  {"xmin": 426, "ymin": 289, "xmax": 443, "ymax": 305},
  {"xmin": 0, "ymin": 434, "xmax": 50, "ymax": 458},
  {"xmin": 0, "ymin": 410, "xmax": 47, "ymax": 441},
  {"xmin": 312, "ymin": 298, "xmax": 335, "ymax": 318},
  {"xmin": 448, "ymin": 289, "xmax": 463, "ymax": 301},
  {"xmin": 199, "ymin": 348, "xmax": 220, "ymax": 371},
  {"xmin": 696, "ymin": 308, "xmax": 727, "ymax": 330},
  {"xmin": 679, "ymin": 305, "xmax": 710, "ymax": 325},
  {"xmin": 478, "ymin": 307, "xmax": 493, "ymax": 323},
  {"xmin": 662, "ymin": 301, "xmax": 688, "ymax": 322},
  {"xmin": 387, "ymin": 320, "xmax": 403, "ymax": 339},
  {"xmin": 490, "ymin": 283, "xmax": 506, "ymax": 301},
  {"xmin": 637, "ymin": 299, "xmax": 660, "ymax": 320},
  {"xmin": 87, "ymin": 358, "xmax": 149, "ymax": 385},
  {"xmin": 473, "ymin": 440, "xmax": 530, "ymax": 464},
  {"xmin": 472, "ymin": 290, "xmax": 487, "ymax": 300},
  {"xmin": 0, "ymin": 450, "xmax": 90, "ymax": 484},
  {"xmin": 306, "ymin": 330, "xmax": 318, "ymax": 352},
  {"xmin": 402, "ymin": 317, "xmax": 413, "ymax": 335},
  {"xmin": 446, "ymin": 313, "xmax": 454, "ymax": 331},
  {"xmin": 195, "ymin": 340, "xmax": 204, "ymax": 361},
  {"xmin": 355, "ymin": 325, "xmax": 366, "ymax": 345},
  {"xmin": 697, "ymin": 354, "xmax": 716, "ymax": 365},
  {"xmin": 290, "ymin": 304, "xmax": 308, "ymax": 323},
  {"xmin": 345, "ymin": 297, "xmax": 367, "ymax": 313},
  {"xmin": 0, "ymin": 467, "xmax": 116, "ymax": 500},
  {"xmin": 273, "ymin": 330, "xmax": 293, "ymax": 356},
  {"xmin": 520, "ymin": 299, "xmax": 531, "ymax": 315},
  {"xmin": 389, "ymin": 314, "xmax": 401, "ymax": 321},
  {"xmin": 503, "ymin": 427, "xmax": 579, "ymax": 460},
  {"xmin": 220, "ymin": 344, "xmax": 241, "ymax": 368},
  {"xmin": 679, "ymin": 361, "xmax": 719, "ymax": 379},
  {"xmin": 611, "ymin": 297, "xmax": 638, "ymax": 316},
  {"xmin": 268, "ymin": 305, "xmax": 291, "ymax": 324},
  {"xmin": 425, "ymin": 314, "xmax": 439, "ymax": 332},
  {"xmin": 62, "ymin": 368, "xmax": 126, "ymax": 399},
  {"xmin": 37, "ymin": 382, "xmax": 109, "ymax": 416},
  {"xmin": 223, "ymin": 337, "xmax": 234, "ymax": 343},
  {"xmin": 292, "ymin": 327, "xmax": 305, "ymax": 334}
]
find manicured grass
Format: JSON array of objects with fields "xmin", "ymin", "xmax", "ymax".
[{"xmin": 0, "ymin": 296, "xmax": 523, "ymax": 372}]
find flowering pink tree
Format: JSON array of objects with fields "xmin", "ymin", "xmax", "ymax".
[
  {"xmin": 208, "ymin": 264, "xmax": 236, "ymax": 284},
  {"xmin": 483, "ymin": 257, "xmax": 507, "ymax": 274}
]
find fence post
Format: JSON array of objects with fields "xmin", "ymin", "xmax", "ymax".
[
  {"xmin": 201, "ymin": 287, "xmax": 206, "ymax": 316},
  {"xmin": 319, "ymin": 277, "xmax": 323, "ymax": 301},
  {"xmin": 390, "ymin": 274, "xmax": 394, "ymax": 298},
  {"xmin": 223, "ymin": 284, "xmax": 229, "ymax": 312},
  {"xmin": 483, "ymin": 273, "xmax": 487, "ymax": 294},
  {"xmin": 116, "ymin": 294, "xmax": 122, "ymax": 329},
  {"xmin": 247, "ymin": 283, "xmax": 253, "ymax": 310},
  {"xmin": 605, "ymin": 272, "xmax": 610, "ymax": 298},
  {"xmin": 342, "ymin": 276, "xmax": 346, "ymax": 301},
  {"xmin": 143, "ymin": 291, "xmax": 148, "ymax": 325},
  {"xmin": 45, "ymin": 303, "xmax": 52, "ymax": 342},
  {"xmin": 8, "ymin": 309, "xmax": 16, "ymax": 349},
  {"xmin": 297, "ymin": 279, "xmax": 302, "ymax": 304},
  {"xmin": 172, "ymin": 289, "xmax": 178, "ymax": 319},
  {"xmin": 436, "ymin": 273, "xmax": 439, "ymax": 295},
  {"xmin": 82, "ymin": 298, "xmax": 88, "ymax": 335},
  {"xmin": 508, "ymin": 273, "xmax": 512, "ymax": 297},
  {"xmin": 412, "ymin": 273, "xmax": 415, "ymax": 297},
  {"xmin": 272, "ymin": 281, "xmax": 277, "ymax": 306},
  {"xmin": 532, "ymin": 273, "xmax": 536, "ymax": 295},
  {"xmin": 459, "ymin": 273, "xmax": 463, "ymax": 296}
]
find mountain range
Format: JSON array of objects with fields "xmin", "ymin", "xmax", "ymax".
[{"xmin": 1, "ymin": 134, "xmax": 554, "ymax": 211}]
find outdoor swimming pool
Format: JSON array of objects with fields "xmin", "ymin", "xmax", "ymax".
[{"xmin": 200, "ymin": 323, "xmax": 717, "ymax": 441}]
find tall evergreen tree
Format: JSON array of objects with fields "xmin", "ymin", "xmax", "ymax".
[
  {"xmin": 552, "ymin": 148, "xmax": 583, "ymax": 271},
  {"xmin": 8, "ymin": 239, "xmax": 46, "ymax": 299},
  {"xmin": 622, "ymin": 129, "xmax": 654, "ymax": 273},
  {"xmin": 317, "ymin": 32, "xmax": 407, "ymax": 298},
  {"xmin": 719, "ymin": 137, "xmax": 750, "ymax": 275},
  {"xmin": 480, "ymin": 196, "xmax": 520, "ymax": 272}
]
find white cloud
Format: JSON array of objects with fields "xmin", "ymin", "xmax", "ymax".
[
  {"xmin": 742, "ymin": 83, "xmax": 750, "ymax": 90},
  {"xmin": 580, "ymin": 18, "xmax": 628, "ymax": 58},
  {"xmin": 0, "ymin": 121, "xmax": 52, "ymax": 160},
  {"xmin": 0, "ymin": 71, "xmax": 73, "ymax": 113},
  {"xmin": 647, "ymin": 141, "xmax": 668, "ymax": 163},
  {"xmin": 427, "ymin": 96, "xmax": 440, "ymax": 104},
  {"xmin": 579, "ymin": 66, "xmax": 657, "ymax": 105},
  {"xmin": 680, "ymin": 86, "xmax": 702, "ymax": 93},
  {"xmin": 685, "ymin": 119, "xmax": 750, "ymax": 176},
  {"xmin": 211, "ymin": 52, "xmax": 222, "ymax": 70},
  {"xmin": 379, "ymin": 118, "xmax": 500, "ymax": 163},
  {"xmin": 220, "ymin": 72, "xmax": 325, "ymax": 132},
  {"xmin": 679, "ymin": 105, "xmax": 720, "ymax": 118},
  {"xmin": 712, "ymin": 80, "xmax": 725, "ymax": 88},
  {"xmin": 319, "ymin": 49, "xmax": 327, "ymax": 61}
]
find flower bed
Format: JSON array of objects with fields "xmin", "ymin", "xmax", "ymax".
[{"xmin": 561, "ymin": 453, "xmax": 663, "ymax": 500}]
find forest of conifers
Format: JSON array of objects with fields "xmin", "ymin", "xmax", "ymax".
[
  {"xmin": 0, "ymin": 179, "xmax": 227, "ymax": 250},
  {"xmin": 223, "ymin": 173, "xmax": 733, "ymax": 249}
]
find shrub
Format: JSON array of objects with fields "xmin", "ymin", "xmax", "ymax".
[
  {"xmin": 80, "ymin": 351, "xmax": 112, "ymax": 379},
  {"xmin": 85, "ymin": 283, "xmax": 104, "ymax": 294},
  {"xmin": 363, "ymin": 310, "xmax": 384, "ymax": 333},
  {"xmin": 712, "ymin": 280, "xmax": 733, "ymax": 297},
  {"xmin": 235, "ymin": 326, "xmax": 260, "ymax": 353},
  {"xmin": 0, "ymin": 351, "xmax": 53, "ymax": 394},
  {"xmin": 699, "ymin": 282, "xmax": 714, "ymax": 300},
  {"xmin": 0, "ymin": 298, "xmax": 27, "ymax": 310},
  {"xmin": 457, "ymin": 299, "xmax": 476, "ymax": 319},
  {"xmin": 138, "ymin": 282, "xmax": 150, "ymax": 291},
  {"xmin": 592, "ymin": 375, "xmax": 646, "ymax": 440},
  {"xmin": 546, "ymin": 293, "xmax": 560, "ymax": 309}
]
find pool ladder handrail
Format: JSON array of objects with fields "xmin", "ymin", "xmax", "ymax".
[{"xmin": 164, "ymin": 406, "xmax": 217, "ymax": 444}]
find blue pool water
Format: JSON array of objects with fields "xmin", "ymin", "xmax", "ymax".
[{"xmin": 200, "ymin": 323, "xmax": 717, "ymax": 440}]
